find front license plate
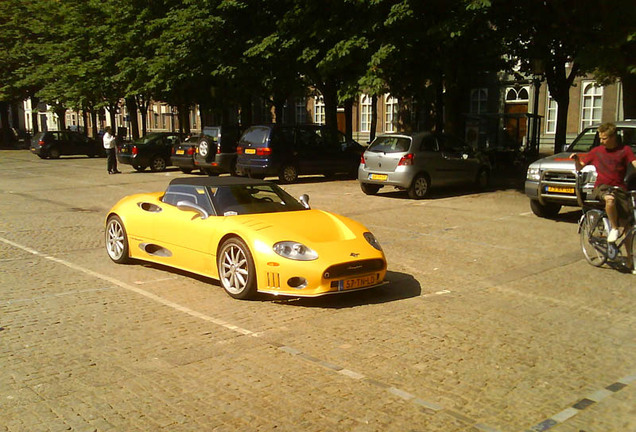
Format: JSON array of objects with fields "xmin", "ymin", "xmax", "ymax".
[
  {"xmin": 176, "ymin": 149, "xmax": 185, "ymax": 155},
  {"xmin": 339, "ymin": 274, "xmax": 377, "ymax": 291},
  {"xmin": 546, "ymin": 186, "xmax": 574, "ymax": 194},
  {"xmin": 245, "ymin": 148, "xmax": 256, "ymax": 154},
  {"xmin": 369, "ymin": 173, "xmax": 388, "ymax": 181}
]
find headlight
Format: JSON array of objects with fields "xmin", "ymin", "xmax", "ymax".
[
  {"xmin": 363, "ymin": 232, "xmax": 382, "ymax": 251},
  {"xmin": 526, "ymin": 167, "xmax": 541, "ymax": 181},
  {"xmin": 273, "ymin": 241, "xmax": 318, "ymax": 261}
]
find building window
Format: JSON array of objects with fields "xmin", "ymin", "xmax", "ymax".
[
  {"xmin": 545, "ymin": 93, "xmax": 558, "ymax": 134},
  {"xmin": 505, "ymin": 87, "xmax": 529, "ymax": 103},
  {"xmin": 313, "ymin": 96, "xmax": 325, "ymax": 125},
  {"xmin": 470, "ymin": 88, "xmax": 488, "ymax": 114},
  {"xmin": 384, "ymin": 95, "xmax": 398, "ymax": 132},
  {"xmin": 581, "ymin": 81, "xmax": 603, "ymax": 130},
  {"xmin": 360, "ymin": 94, "xmax": 372, "ymax": 132},
  {"xmin": 296, "ymin": 98, "xmax": 307, "ymax": 124}
]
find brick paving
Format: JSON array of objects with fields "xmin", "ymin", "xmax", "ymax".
[{"xmin": 1, "ymin": 151, "xmax": 635, "ymax": 431}]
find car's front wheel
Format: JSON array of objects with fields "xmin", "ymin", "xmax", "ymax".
[
  {"xmin": 360, "ymin": 183, "xmax": 381, "ymax": 195},
  {"xmin": 105, "ymin": 215, "xmax": 130, "ymax": 264},
  {"xmin": 408, "ymin": 174, "xmax": 429, "ymax": 199},
  {"xmin": 48, "ymin": 147, "xmax": 61, "ymax": 159},
  {"xmin": 180, "ymin": 168, "xmax": 193, "ymax": 174},
  {"xmin": 279, "ymin": 163, "xmax": 298, "ymax": 183},
  {"xmin": 150, "ymin": 156, "xmax": 167, "ymax": 172},
  {"xmin": 217, "ymin": 237, "xmax": 257, "ymax": 299},
  {"xmin": 530, "ymin": 199, "xmax": 561, "ymax": 218}
]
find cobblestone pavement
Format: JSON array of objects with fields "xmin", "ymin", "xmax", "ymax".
[{"xmin": 1, "ymin": 150, "xmax": 635, "ymax": 432}]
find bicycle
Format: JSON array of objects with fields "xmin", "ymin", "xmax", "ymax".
[{"xmin": 576, "ymin": 172, "xmax": 636, "ymax": 273}]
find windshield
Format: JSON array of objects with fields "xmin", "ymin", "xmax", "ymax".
[
  {"xmin": 368, "ymin": 136, "xmax": 411, "ymax": 153},
  {"xmin": 135, "ymin": 133, "xmax": 165, "ymax": 145},
  {"xmin": 567, "ymin": 128, "xmax": 597, "ymax": 152},
  {"xmin": 210, "ymin": 183, "xmax": 306, "ymax": 216}
]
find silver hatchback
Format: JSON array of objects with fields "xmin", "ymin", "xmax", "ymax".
[{"xmin": 358, "ymin": 132, "xmax": 490, "ymax": 199}]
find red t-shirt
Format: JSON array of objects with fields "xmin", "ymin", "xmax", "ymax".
[{"xmin": 582, "ymin": 144, "xmax": 636, "ymax": 189}]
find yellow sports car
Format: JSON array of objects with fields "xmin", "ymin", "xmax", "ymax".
[{"xmin": 105, "ymin": 177, "xmax": 387, "ymax": 299}]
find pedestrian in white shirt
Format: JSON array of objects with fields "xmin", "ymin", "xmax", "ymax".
[{"xmin": 103, "ymin": 127, "xmax": 120, "ymax": 174}]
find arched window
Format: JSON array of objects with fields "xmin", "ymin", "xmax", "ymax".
[
  {"xmin": 580, "ymin": 82, "xmax": 603, "ymax": 130},
  {"xmin": 470, "ymin": 88, "xmax": 488, "ymax": 114},
  {"xmin": 360, "ymin": 94, "xmax": 372, "ymax": 132},
  {"xmin": 505, "ymin": 87, "xmax": 529, "ymax": 102},
  {"xmin": 384, "ymin": 95, "xmax": 398, "ymax": 132}
]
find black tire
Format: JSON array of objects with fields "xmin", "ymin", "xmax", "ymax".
[
  {"xmin": 408, "ymin": 174, "xmax": 429, "ymax": 199},
  {"xmin": 475, "ymin": 168, "xmax": 490, "ymax": 189},
  {"xmin": 580, "ymin": 209, "xmax": 608, "ymax": 267},
  {"xmin": 150, "ymin": 156, "xmax": 167, "ymax": 172},
  {"xmin": 229, "ymin": 158, "xmax": 239, "ymax": 176},
  {"xmin": 133, "ymin": 165, "xmax": 145, "ymax": 172},
  {"xmin": 48, "ymin": 147, "xmax": 60, "ymax": 159},
  {"xmin": 180, "ymin": 168, "xmax": 193, "ymax": 174},
  {"xmin": 248, "ymin": 172, "xmax": 265, "ymax": 180},
  {"xmin": 360, "ymin": 183, "xmax": 381, "ymax": 195},
  {"xmin": 105, "ymin": 215, "xmax": 131, "ymax": 264},
  {"xmin": 279, "ymin": 163, "xmax": 298, "ymax": 183},
  {"xmin": 529, "ymin": 199, "xmax": 561, "ymax": 218},
  {"xmin": 217, "ymin": 237, "xmax": 257, "ymax": 299}
]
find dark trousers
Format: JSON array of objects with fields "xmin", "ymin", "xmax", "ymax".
[{"xmin": 107, "ymin": 148, "xmax": 118, "ymax": 173}]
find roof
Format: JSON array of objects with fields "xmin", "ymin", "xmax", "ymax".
[{"xmin": 168, "ymin": 176, "xmax": 270, "ymax": 187}]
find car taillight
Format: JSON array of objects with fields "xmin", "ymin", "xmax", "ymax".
[
  {"xmin": 38, "ymin": 140, "xmax": 45, "ymax": 147},
  {"xmin": 360, "ymin": 154, "xmax": 366, "ymax": 165},
  {"xmin": 398, "ymin": 153, "xmax": 414, "ymax": 166},
  {"xmin": 237, "ymin": 146, "xmax": 244, "ymax": 154},
  {"xmin": 132, "ymin": 146, "xmax": 138, "ymax": 155},
  {"xmin": 256, "ymin": 147, "xmax": 272, "ymax": 156},
  {"xmin": 187, "ymin": 147, "xmax": 195, "ymax": 155}
]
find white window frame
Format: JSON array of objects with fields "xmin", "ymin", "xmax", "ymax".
[
  {"xmin": 384, "ymin": 94, "xmax": 398, "ymax": 132},
  {"xmin": 545, "ymin": 92, "xmax": 558, "ymax": 134},
  {"xmin": 360, "ymin": 94, "xmax": 372, "ymax": 132},
  {"xmin": 313, "ymin": 96, "xmax": 325, "ymax": 125},
  {"xmin": 580, "ymin": 81, "xmax": 603, "ymax": 131},
  {"xmin": 470, "ymin": 88, "xmax": 488, "ymax": 114}
]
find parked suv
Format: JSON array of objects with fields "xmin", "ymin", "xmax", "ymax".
[
  {"xmin": 30, "ymin": 130, "xmax": 104, "ymax": 159},
  {"xmin": 194, "ymin": 125, "xmax": 243, "ymax": 176},
  {"xmin": 118, "ymin": 132, "xmax": 182, "ymax": 172},
  {"xmin": 236, "ymin": 124, "xmax": 363, "ymax": 183},
  {"xmin": 358, "ymin": 132, "xmax": 491, "ymax": 199},
  {"xmin": 525, "ymin": 120, "xmax": 636, "ymax": 218}
]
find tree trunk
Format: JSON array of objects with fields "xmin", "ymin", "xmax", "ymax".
[
  {"xmin": 125, "ymin": 97, "xmax": 140, "ymax": 140},
  {"xmin": 343, "ymin": 98, "xmax": 353, "ymax": 141},
  {"xmin": 320, "ymin": 79, "xmax": 339, "ymax": 132},
  {"xmin": 545, "ymin": 60, "xmax": 578, "ymax": 153},
  {"xmin": 30, "ymin": 96, "xmax": 40, "ymax": 134},
  {"xmin": 622, "ymin": 74, "xmax": 636, "ymax": 120}
]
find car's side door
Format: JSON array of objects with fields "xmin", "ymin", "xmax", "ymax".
[
  {"xmin": 294, "ymin": 126, "xmax": 325, "ymax": 174},
  {"xmin": 437, "ymin": 134, "xmax": 476, "ymax": 184}
]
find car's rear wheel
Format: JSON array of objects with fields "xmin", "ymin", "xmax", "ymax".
[
  {"xmin": 217, "ymin": 237, "xmax": 257, "ymax": 299},
  {"xmin": 133, "ymin": 164, "xmax": 145, "ymax": 172},
  {"xmin": 48, "ymin": 147, "xmax": 60, "ymax": 159},
  {"xmin": 229, "ymin": 159, "xmax": 239, "ymax": 176},
  {"xmin": 530, "ymin": 199, "xmax": 561, "ymax": 218},
  {"xmin": 408, "ymin": 174, "xmax": 429, "ymax": 199},
  {"xmin": 150, "ymin": 156, "xmax": 167, "ymax": 172},
  {"xmin": 279, "ymin": 164, "xmax": 298, "ymax": 183},
  {"xmin": 180, "ymin": 168, "xmax": 193, "ymax": 174},
  {"xmin": 105, "ymin": 215, "xmax": 130, "ymax": 264},
  {"xmin": 361, "ymin": 183, "xmax": 381, "ymax": 195}
]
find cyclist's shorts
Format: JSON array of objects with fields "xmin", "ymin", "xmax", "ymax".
[{"xmin": 593, "ymin": 185, "xmax": 634, "ymax": 224}]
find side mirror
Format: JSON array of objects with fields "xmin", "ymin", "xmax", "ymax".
[
  {"xmin": 177, "ymin": 200, "xmax": 209, "ymax": 219},
  {"xmin": 299, "ymin": 194, "xmax": 310, "ymax": 209}
]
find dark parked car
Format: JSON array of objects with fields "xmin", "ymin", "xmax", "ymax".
[
  {"xmin": 236, "ymin": 124, "xmax": 364, "ymax": 183},
  {"xmin": 118, "ymin": 132, "xmax": 182, "ymax": 172},
  {"xmin": 30, "ymin": 131, "xmax": 105, "ymax": 159},
  {"xmin": 194, "ymin": 125, "xmax": 243, "ymax": 176},
  {"xmin": 358, "ymin": 132, "xmax": 491, "ymax": 199},
  {"xmin": 171, "ymin": 134, "xmax": 200, "ymax": 174}
]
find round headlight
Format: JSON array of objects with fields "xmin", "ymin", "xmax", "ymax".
[{"xmin": 273, "ymin": 241, "xmax": 318, "ymax": 261}]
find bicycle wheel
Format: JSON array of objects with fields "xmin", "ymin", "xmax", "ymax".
[{"xmin": 580, "ymin": 209, "xmax": 608, "ymax": 267}]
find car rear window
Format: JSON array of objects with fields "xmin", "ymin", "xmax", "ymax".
[
  {"xmin": 240, "ymin": 127, "xmax": 271, "ymax": 148},
  {"xmin": 368, "ymin": 136, "xmax": 411, "ymax": 153}
]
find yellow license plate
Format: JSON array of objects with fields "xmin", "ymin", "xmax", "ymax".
[
  {"xmin": 339, "ymin": 274, "xmax": 377, "ymax": 291},
  {"xmin": 547, "ymin": 186, "xmax": 574, "ymax": 194},
  {"xmin": 369, "ymin": 174, "xmax": 388, "ymax": 181},
  {"xmin": 176, "ymin": 149, "xmax": 185, "ymax": 155},
  {"xmin": 245, "ymin": 148, "xmax": 256, "ymax": 154}
]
